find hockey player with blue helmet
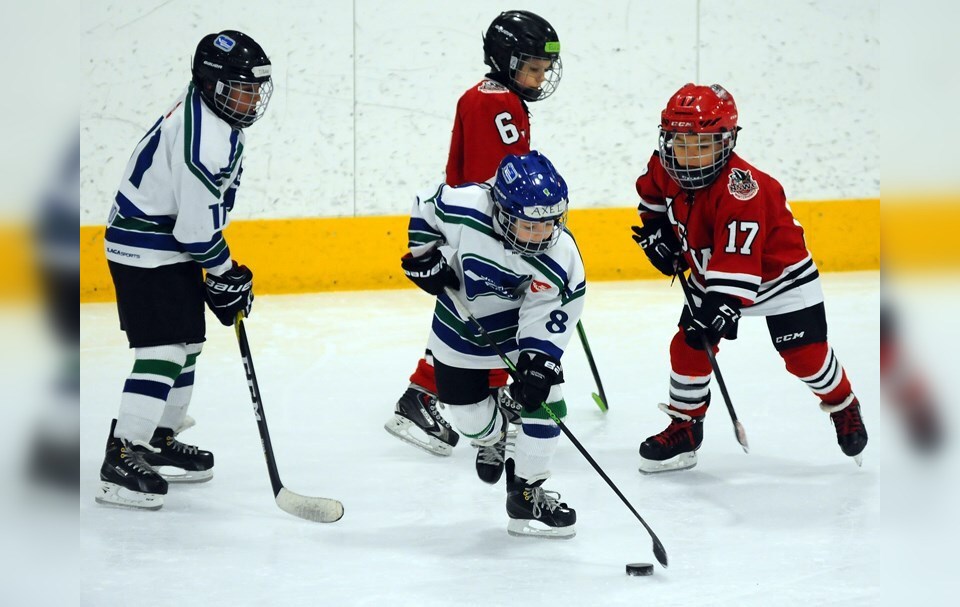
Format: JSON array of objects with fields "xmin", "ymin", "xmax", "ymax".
[{"xmin": 400, "ymin": 151, "xmax": 585, "ymax": 538}]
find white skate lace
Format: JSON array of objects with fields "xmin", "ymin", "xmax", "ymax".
[
  {"xmin": 527, "ymin": 486, "xmax": 563, "ymax": 518},
  {"xmin": 476, "ymin": 441, "xmax": 505, "ymax": 466},
  {"xmin": 122, "ymin": 439, "xmax": 160, "ymax": 475},
  {"xmin": 168, "ymin": 437, "xmax": 199, "ymax": 455}
]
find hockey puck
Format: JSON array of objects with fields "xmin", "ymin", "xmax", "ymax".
[{"xmin": 625, "ymin": 562, "xmax": 654, "ymax": 576}]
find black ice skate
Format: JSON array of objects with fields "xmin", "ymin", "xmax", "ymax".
[
  {"xmin": 638, "ymin": 404, "xmax": 704, "ymax": 474},
  {"xmin": 384, "ymin": 384, "xmax": 460, "ymax": 456},
  {"xmin": 143, "ymin": 426, "xmax": 215, "ymax": 483},
  {"xmin": 474, "ymin": 410, "xmax": 508, "ymax": 484},
  {"xmin": 505, "ymin": 459, "xmax": 576, "ymax": 539},
  {"xmin": 821, "ymin": 395, "xmax": 868, "ymax": 466},
  {"xmin": 496, "ymin": 385, "xmax": 522, "ymax": 425},
  {"xmin": 96, "ymin": 419, "xmax": 168, "ymax": 510}
]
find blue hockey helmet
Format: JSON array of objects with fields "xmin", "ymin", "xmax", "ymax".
[{"xmin": 492, "ymin": 151, "xmax": 569, "ymax": 256}]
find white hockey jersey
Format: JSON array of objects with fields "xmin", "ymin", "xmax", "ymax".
[
  {"xmin": 104, "ymin": 83, "xmax": 244, "ymax": 275},
  {"xmin": 410, "ymin": 182, "xmax": 587, "ymax": 369}
]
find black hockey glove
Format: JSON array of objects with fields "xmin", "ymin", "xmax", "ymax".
[
  {"xmin": 204, "ymin": 262, "xmax": 254, "ymax": 326},
  {"xmin": 631, "ymin": 217, "xmax": 686, "ymax": 276},
  {"xmin": 686, "ymin": 291, "xmax": 742, "ymax": 346},
  {"xmin": 509, "ymin": 352, "xmax": 564, "ymax": 413},
  {"xmin": 401, "ymin": 249, "xmax": 460, "ymax": 296}
]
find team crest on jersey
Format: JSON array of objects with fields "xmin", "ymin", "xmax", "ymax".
[
  {"xmin": 727, "ymin": 168, "xmax": 759, "ymax": 201},
  {"xmin": 462, "ymin": 255, "xmax": 529, "ymax": 302},
  {"xmin": 530, "ymin": 279, "xmax": 552, "ymax": 293},
  {"xmin": 478, "ymin": 80, "xmax": 509, "ymax": 94},
  {"xmin": 214, "ymin": 35, "xmax": 236, "ymax": 52}
]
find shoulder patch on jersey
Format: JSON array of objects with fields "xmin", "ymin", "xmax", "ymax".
[
  {"xmin": 727, "ymin": 168, "xmax": 759, "ymax": 201},
  {"xmin": 478, "ymin": 80, "xmax": 509, "ymax": 94},
  {"xmin": 530, "ymin": 279, "xmax": 552, "ymax": 293}
]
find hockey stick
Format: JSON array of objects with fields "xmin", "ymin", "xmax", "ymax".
[
  {"xmin": 676, "ymin": 272, "xmax": 750, "ymax": 453},
  {"xmin": 443, "ymin": 289, "xmax": 667, "ymax": 568},
  {"xmin": 234, "ymin": 314, "xmax": 345, "ymax": 523},
  {"xmin": 576, "ymin": 320, "xmax": 608, "ymax": 412}
]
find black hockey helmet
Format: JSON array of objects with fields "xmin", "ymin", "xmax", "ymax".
[
  {"xmin": 191, "ymin": 30, "xmax": 273, "ymax": 128},
  {"xmin": 483, "ymin": 11, "xmax": 562, "ymax": 102}
]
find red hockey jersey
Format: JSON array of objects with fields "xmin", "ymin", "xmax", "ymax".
[
  {"xmin": 635, "ymin": 151, "xmax": 822, "ymax": 316},
  {"xmin": 445, "ymin": 79, "xmax": 531, "ymax": 186}
]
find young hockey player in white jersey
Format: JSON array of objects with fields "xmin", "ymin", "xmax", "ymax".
[
  {"xmin": 401, "ymin": 151, "xmax": 585, "ymax": 538},
  {"xmin": 96, "ymin": 30, "xmax": 273, "ymax": 510}
]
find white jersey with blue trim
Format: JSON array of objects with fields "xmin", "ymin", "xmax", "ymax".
[
  {"xmin": 409, "ymin": 182, "xmax": 587, "ymax": 369},
  {"xmin": 104, "ymin": 83, "xmax": 244, "ymax": 275}
]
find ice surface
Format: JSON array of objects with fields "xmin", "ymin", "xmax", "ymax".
[{"xmin": 80, "ymin": 273, "xmax": 884, "ymax": 606}]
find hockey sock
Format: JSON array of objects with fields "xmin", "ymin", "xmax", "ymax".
[
  {"xmin": 114, "ymin": 344, "xmax": 187, "ymax": 443},
  {"xmin": 408, "ymin": 355, "xmax": 438, "ymax": 394},
  {"xmin": 782, "ymin": 342, "xmax": 853, "ymax": 406},
  {"xmin": 514, "ymin": 393, "xmax": 566, "ymax": 484},
  {"xmin": 668, "ymin": 330, "xmax": 713, "ymax": 417},
  {"xmin": 446, "ymin": 395, "xmax": 502, "ymax": 444},
  {"xmin": 157, "ymin": 343, "xmax": 202, "ymax": 431}
]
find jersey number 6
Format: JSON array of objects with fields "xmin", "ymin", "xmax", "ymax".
[{"xmin": 494, "ymin": 112, "xmax": 520, "ymax": 144}]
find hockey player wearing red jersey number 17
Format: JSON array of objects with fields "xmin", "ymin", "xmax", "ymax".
[
  {"xmin": 385, "ymin": 10, "xmax": 562, "ymax": 460},
  {"xmin": 631, "ymin": 83, "xmax": 868, "ymax": 473}
]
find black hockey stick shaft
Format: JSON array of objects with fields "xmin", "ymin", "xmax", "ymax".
[
  {"xmin": 235, "ymin": 316, "xmax": 285, "ymax": 496},
  {"xmin": 234, "ymin": 315, "xmax": 344, "ymax": 522},
  {"xmin": 575, "ymin": 320, "xmax": 609, "ymax": 412},
  {"xmin": 676, "ymin": 272, "xmax": 749, "ymax": 453},
  {"xmin": 443, "ymin": 289, "xmax": 667, "ymax": 567}
]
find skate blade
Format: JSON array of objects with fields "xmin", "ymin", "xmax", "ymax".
[
  {"xmin": 155, "ymin": 466, "xmax": 214, "ymax": 483},
  {"xmin": 638, "ymin": 451, "xmax": 698, "ymax": 474},
  {"xmin": 384, "ymin": 415, "xmax": 453, "ymax": 457},
  {"xmin": 95, "ymin": 481, "xmax": 164, "ymax": 511},
  {"xmin": 853, "ymin": 453, "xmax": 863, "ymax": 467},
  {"xmin": 507, "ymin": 518, "xmax": 576, "ymax": 540}
]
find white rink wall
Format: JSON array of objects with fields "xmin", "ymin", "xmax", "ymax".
[{"xmin": 80, "ymin": 0, "xmax": 878, "ymax": 224}]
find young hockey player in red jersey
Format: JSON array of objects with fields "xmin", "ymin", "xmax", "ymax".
[
  {"xmin": 631, "ymin": 83, "xmax": 868, "ymax": 473},
  {"xmin": 385, "ymin": 10, "xmax": 562, "ymax": 461}
]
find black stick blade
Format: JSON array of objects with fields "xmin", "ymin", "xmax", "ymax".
[{"xmin": 653, "ymin": 539, "xmax": 669, "ymax": 568}]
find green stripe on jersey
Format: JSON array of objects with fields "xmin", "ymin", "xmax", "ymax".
[
  {"xmin": 522, "ymin": 256, "xmax": 565, "ymax": 290},
  {"xmin": 189, "ymin": 238, "xmax": 228, "ymax": 263},
  {"xmin": 110, "ymin": 215, "xmax": 175, "ymax": 234},
  {"xmin": 183, "ymin": 83, "xmax": 225, "ymax": 199},
  {"xmin": 435, "ymin": 301, "xmax": 517, "ymax": 346}
]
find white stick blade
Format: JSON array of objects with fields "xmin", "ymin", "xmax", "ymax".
[
  {"xmin": 735, "ymin": 422, "xmax": 750, "ymax": 453},
  {"xmin": 275, "ymin": 487, "xmax": 344, "ymax": 523}
]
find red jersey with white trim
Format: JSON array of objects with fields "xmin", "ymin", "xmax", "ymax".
[
  {"xmin": 445, "ymin": 78, "xmax": 531, "ymax": 186},
  {"xmin": 635, "ymin": 151, "xmax": 822, "ymax": 315}
]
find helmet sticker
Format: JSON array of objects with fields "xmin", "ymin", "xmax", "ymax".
[
  {"xmin": 251, "ymin": 65, "xmax": 272, "ymax": 78},
  {"xmin": 214, "ymin": 34, "xmax": 236, "ymax": 53},
  {"xmin": 727, "ymin": 168, "xmax": 759, "ymax": 201},
  {"xmin": 544, "ymin": 41, "xmax": 560, "ymax": 53},
  {"xmin": 502, "ymin": 162, "xmax": 520, "ymax": 184}
]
